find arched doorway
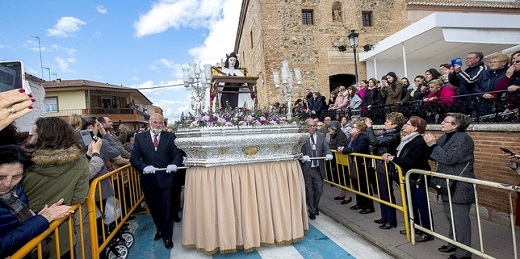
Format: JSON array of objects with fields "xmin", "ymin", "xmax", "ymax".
[{"xmin": 329, "ymin": 74, "xmax": 355, "ymax": 93}]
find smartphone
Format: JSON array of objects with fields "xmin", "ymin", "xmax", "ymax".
[
  {"xmin": 0, "ymin": 61, "xmax": 31, "ymax": 93},
  {"xmin": 80, "ymin": 130, "xmax": 98, "ymax": 146},
  {"xmin": 451, "ymin": 57, "xmax": 463, "ymax": 68},
  {"xmin": 499, "ymin": 147, "xmax": 516, "ymax": 156}
]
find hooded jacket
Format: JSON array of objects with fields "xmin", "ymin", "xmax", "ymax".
[{"xmin": 21, "ymin": 145, "xmax": 89, "ymax": 257}]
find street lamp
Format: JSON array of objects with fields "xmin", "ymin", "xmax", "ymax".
[
  {"xmin": 272, "ymin": 59, "xmax": 302, "ymax": 120},
  {"xmin": 182, "ymin": 61, "xmax": 212, "ymax": 115},
  {"xmin": 348, "ymin": 29, "xmax": 359, "ymax": 84}
]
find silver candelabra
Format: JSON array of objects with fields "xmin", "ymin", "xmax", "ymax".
[
  {"xmin": 273, "ymin": 59, "xmax": 302, "ymax": 119},
  {"xmin": 182, "ymin": 61, "xmax": 212, "ymax": 115}
]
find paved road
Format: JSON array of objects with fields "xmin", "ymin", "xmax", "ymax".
[{"xmin": 128, "ymin": 213, "xmax": 390, "ymax": 258}]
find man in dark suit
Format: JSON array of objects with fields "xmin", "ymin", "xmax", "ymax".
[
  {"xmin": 130, "ymin": 113, "xmax": 183, "ymax": 249},
  {"xmin": 300, "ymin": 118, "xmax": 333, "ymax": 220}
]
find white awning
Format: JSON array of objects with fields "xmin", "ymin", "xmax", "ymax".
[{"xmin": 359, "ymin": 12, "xmax": 520, "ymax": 79}]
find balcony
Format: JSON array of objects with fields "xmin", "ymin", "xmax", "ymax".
[{"xmin": 45, "ymin": 108, "xmax": 150, "ymax": 123}]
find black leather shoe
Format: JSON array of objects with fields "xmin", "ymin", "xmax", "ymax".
[
  {"xmin": 341, "ymin": 197, "xmax": 353, "ymax": 205},
  {"xmin": 379, "ymin": 222, "xmax": 397, "ymax": 229},
  {"xmin": 416, "ymin": 234, "xmax": 434, "ymax": 242},
  {"xmin": 438, "ymin": 245, "xmax": 456, "ymax": 253},
  {"xmin": 374, "ymin": 218, "xmax": 386, "ymax": 224},
  {"xmin": 359, "ymin": 208, "xmax": 375, "ymax": 214},
  {"xmin": 447, "ymin": 254, "xmax": 471, "ymax": 259},
  {"xmin": 154, "ymin": 231, "xmax": 162, "ymax": 241},
  {"xmin": 173, "ymin": 216, "xmax": 181, "ymax": 223},
  {"xmin": 334, "ymin": 196, "xmax": 345, "ymax": 200},
  {"xmin": 315, "ymin": 210, "xmax": 319, "ymax": 215},
  {"xmin": 309, "ymin": 212, "xmax": 316, "ymax": 220},
  {"xmin": 400, "ymin": 229, "xmax": 422, "ymax": 235},
  {"xmin": 350, "ymin": 204, "xmax": 363, "ymax": 210},
  {"xmin": 164, "ymin": 239, "xmax": 174, "ymax": 249}
]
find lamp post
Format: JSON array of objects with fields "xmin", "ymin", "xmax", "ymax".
[
  {"xmin": 348, "ymin": 29, "xmax": 359, "ymax": 84},
  {"xmin": 272, "ymin": 59, "xmax": 302, "ymax": 120},
  {"xmin": 182, "ymin": 61, "xmax": 212, "ymax": 115}
]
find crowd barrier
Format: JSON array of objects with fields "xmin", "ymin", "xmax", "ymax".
[
  {"xmin": 9, "ymin": 164, "xmax": 144, "ymax": 259},
  {"xmin": 324, "ymin": 151, "xmax": 412, "ymax": 240},
  {"xmin": 406, "ymin": 169, "xmax": 520, "ymax": 259}
]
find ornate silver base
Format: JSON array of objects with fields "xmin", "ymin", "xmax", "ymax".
[{"xmin": 175, "ymin": 125, "xmax": 309, "ymax": 167}]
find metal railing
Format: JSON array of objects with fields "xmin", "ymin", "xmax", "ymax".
[
  {"xmin": 406, "ymin": 169, "xmax": 520, "ymax": 259},
  {"xmin": 8, "ymin": 165, "xmax": 144, "ymax": 259}
]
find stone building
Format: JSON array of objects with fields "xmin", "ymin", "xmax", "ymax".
[
  {"xmin": 233, "ymin": 0, "xmax": 520, "ymax": 225},
  {"xmin": 234, "ymin": 0, "xmax": 520, "ymax": 109}
]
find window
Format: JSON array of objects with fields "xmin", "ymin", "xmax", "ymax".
[
  {"xmin": 362, "ymin": 11, "xmax": 372, "ymax": 27},
  {"xmin": 302, "ymin": 9, "xmax": 314, "ymax": 25},
  {"xmin": 44, "ymin": 97, "xmax": 58, "ymax": 113}
]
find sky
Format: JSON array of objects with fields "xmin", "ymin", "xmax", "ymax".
[{"xmin": 0, "ymin": 0, "xmax": 242, "ymax": 122}]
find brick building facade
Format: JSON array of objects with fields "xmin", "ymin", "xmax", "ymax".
[{"xmin": 234, "ymin": 0, "xmax": 520, "ymax": 109}]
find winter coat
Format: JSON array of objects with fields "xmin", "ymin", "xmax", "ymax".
[
  {"xmin": 391, "ymin": 135, "xmax": 431, "ymax": 181},
  {"xmin": 22, "ymin": 145, "xmax": 90, "ymax": 257},
  {"xmin": 380, "ymin": 81, "xmax": 403, "ymax": 106},
  {"xmin": 449, "ymin": 61, "xmax": 488, "ymax": 96},
  {"xmin": 475, "ymin": 65, "xmax": 509, "ymax": 96},
  {"xmin": 0, "ymin": 186, "xmax": 49, "ymax": 258},
  {"xmin": 342, "ymin": 133, "xmax": 371, "ymax": 179},
  {"xmin": 429, "ymin": 131, "xmax": 476, "ymax": 204}
]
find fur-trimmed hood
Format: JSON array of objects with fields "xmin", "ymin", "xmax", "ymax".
[{"xmin": 25, "ymin": 145, "xmax": 83, "ymax": 170}]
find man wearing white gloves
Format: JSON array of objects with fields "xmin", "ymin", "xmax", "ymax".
[
  {"xmin": 130, "ymin": 113, "xmax": 183, "ymax": 249},
  {"xmin": 300, "ymin": 118, "xmax": 333, "ymax": 220}
]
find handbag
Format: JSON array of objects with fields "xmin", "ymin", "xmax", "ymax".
[{"xmin": 429, "ymin": 162, "xmax": 469, "ymax": 195}]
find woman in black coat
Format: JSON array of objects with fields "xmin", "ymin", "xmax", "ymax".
[
  {"xmin": 337, "ymin": 120, "xmax": 373, "ymax": 213},
  {"xmin": 328, "ymin": 121, "xmax": 351, "ymax": 205},
  {"xmin": 365, "ymin": 112, "xmax": 407, "ymax": 229},
  {"xmin": 382, "ymin": 116, "xmax": 433, "ymax": 242}
]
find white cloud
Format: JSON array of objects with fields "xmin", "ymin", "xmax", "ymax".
[
  {"xmin": 133, "ymin": 0, "xmax": 226, "ymax": 38},
  {"xmin": 55, "ymin": 57, "xmax": 77, "ymax": 72},
  {"xmin": 96, "ymin": 5, "xmax": 108, "ymax": 14},
  {"xmin": 134, "ymin": 0, "xmax": 242, "ymax": 120},
  {"xmin": 47, "ymin": 17, "xmax": 87, "ymax": 38}
]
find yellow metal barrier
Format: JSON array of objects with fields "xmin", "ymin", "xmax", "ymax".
[
  {"xmin": 324, "ymin": 151, "xmax": 411, "ymax": 240},
  {"xmin": 9, "ymin": 204, "xmax": 82, "ymax": 259},
  {"xmin": 8, "ymin": 164, "xmax": 144, "ymax": 259},
  {"xmin": 87, "ymin": 164, "xmax": 144, "ymax": 259}
]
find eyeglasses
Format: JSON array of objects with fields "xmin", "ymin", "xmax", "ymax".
[
  {"xmin": 465, "ymin": 56, "xmax": 477, "ymax": 60},
  {"xmin": 441, "ymin": 119, "xmax": 455, "ymax": 125}
]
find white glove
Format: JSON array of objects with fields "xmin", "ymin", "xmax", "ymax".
[
  {"xmin": 143, "ymin": 165, "xmax": 156, "ymax": 174},
  {"xmin": 302, "ymin": 155, "xmax": 311, "ymax": 162},
  {"xmin": 325, "ymin": 154, "xmax": 333, "ymax": 161},
  {"xmin": 166, "ymin": 164, "xmax": 177, "ymax": 173}
]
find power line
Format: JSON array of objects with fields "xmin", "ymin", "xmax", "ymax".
[{"xmin": 138, "ymin": 82, "xmax": 186, "ymax": 90}]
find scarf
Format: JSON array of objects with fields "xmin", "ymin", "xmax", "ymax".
[
  {"xmin": 0, "ymin": 188, "xmax": 35, "ymax": 223},
  {"xmin": 396, "ymin": 132, "xmax": 420, "ymax": 157}
]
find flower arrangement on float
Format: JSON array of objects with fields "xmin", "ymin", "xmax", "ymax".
[
  {"xmin": 174, "ymin": 106, "xmax": 307, "ymax": 167},
  {"xmin": 176, "ymin": 105, "xmax": 301, "ymax": 129}
]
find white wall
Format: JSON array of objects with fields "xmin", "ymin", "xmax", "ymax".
[{"xmin": 14, "ymin": 80, "xmax": 45, "ymax": 132}]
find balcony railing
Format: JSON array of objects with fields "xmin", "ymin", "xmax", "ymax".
[{"xmin": 45, "ymin": 108, "xmax": 149, "ymax": 118}]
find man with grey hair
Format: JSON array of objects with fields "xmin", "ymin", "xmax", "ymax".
[{"xmin": 130, "ymin": 113, "xmax": 183, "ymax": 249}]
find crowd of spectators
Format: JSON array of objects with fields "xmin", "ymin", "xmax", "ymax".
[{"xmin": 294, "ymin": 51, "xmax": 520, "ymax": 124}]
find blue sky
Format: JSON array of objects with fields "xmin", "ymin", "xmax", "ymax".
[{"xmin": 0, "ymin": 0, "xmax": 242, "ymax": 122}]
